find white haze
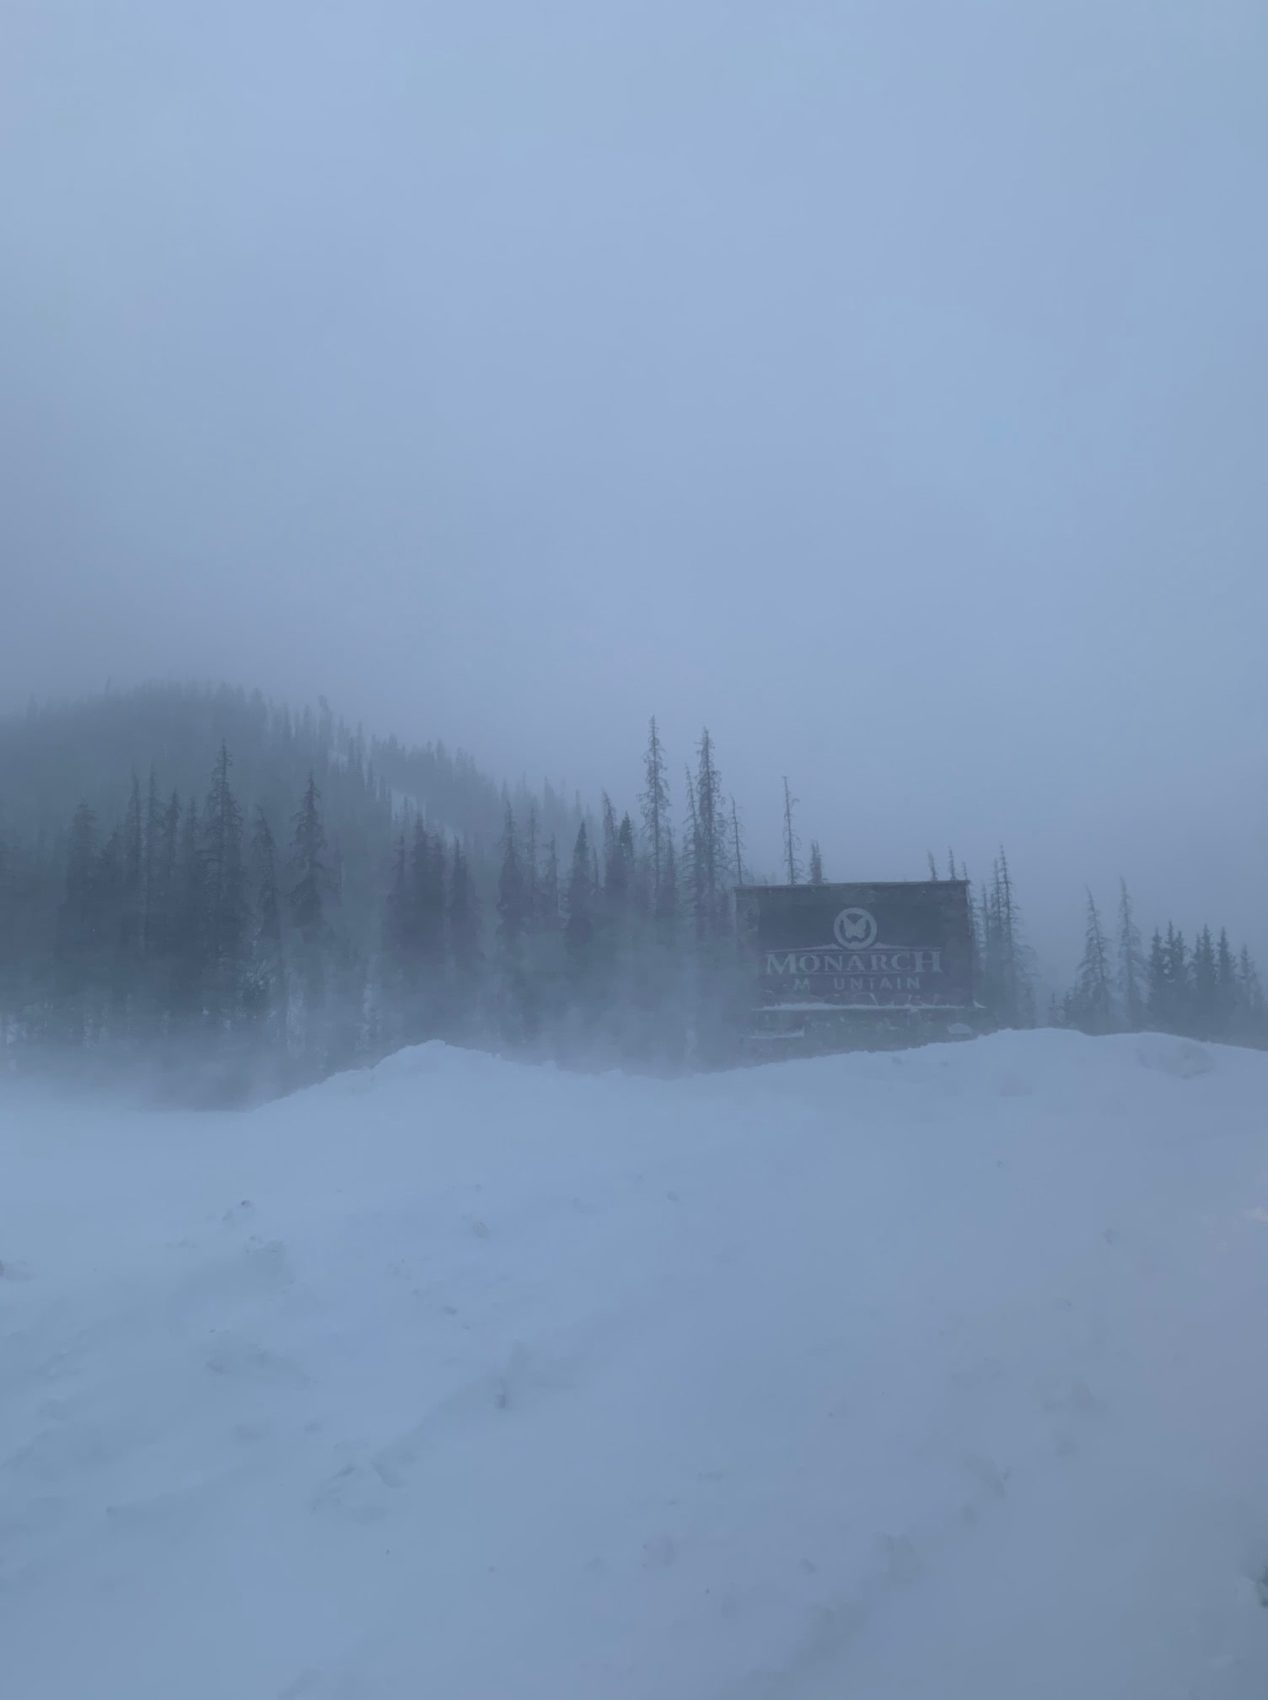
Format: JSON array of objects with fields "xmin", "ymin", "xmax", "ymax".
[{"xmin": 3, "ymin": 1, "xmax": 1266, "ymax": 974}]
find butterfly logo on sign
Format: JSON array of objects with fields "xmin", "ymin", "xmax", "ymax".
[{"xmin": 833, "ymin": 907, "xmax": 878, "ymax": 949}]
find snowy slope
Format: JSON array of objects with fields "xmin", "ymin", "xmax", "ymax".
[{"xmin": 3, "ymin": 1032, "xmax": 1268, "ymax": 1699}]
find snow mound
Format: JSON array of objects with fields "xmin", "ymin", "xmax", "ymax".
[
  {"xmin": 1135, "ymin": 1034, "xmax": 1218, "ymax": 1079},
  {"xmin": 3, "ymin": 1031, "xmax": 1268, "ymax": 1698}
]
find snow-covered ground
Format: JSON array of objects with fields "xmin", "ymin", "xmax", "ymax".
[{"xmin": 3, "ymin": 1031, "xmax": 1268, "ymax": 1699}]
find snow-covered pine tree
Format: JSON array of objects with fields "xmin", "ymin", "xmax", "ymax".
[
  {"xmin": 203, "ymin": 745, "xmax": 248, "ymax": 1022},
  {"xmin": 1237, "ymin": 946, "xmax": 1266, "ymax": 1043},
  {"xmin": 142, "ymin": 767, "xmax": 162, "ymax": 960},
  {"xmin": 1146, "ymin": 929, "xmax": 1168, "ymax": 1029},
  {"xmin": 1191, "ymin": 925, "xmax": 1219, "ymax": 1039},
  {"xmin": 120, "ymin": 773, "xmax": 145, "ymax": 972},
  {"xmin": 173, "ymin": 797, "xmax": 209, "ymax": 1020},
  {"xmin": 564, "ymin": 822, "xmax": 594, "ymax": 970},
  {"xmin": 447, "ymin": 840, "xmax": 481, "ymax": 1033},
  {"xmin": 640, "ymin": 717, "xmax": 670, "ymax": 913},
  {"xmin": 541, "ymin": 836, "xmax": 561, "ymax": 930},
  {"xmin": 288, "ymin": 774, "xmax": 329, "ymax": 1040},
  {"xmin": 1070, "ymin": 889, "xmax": 1114, "ymax": 1034},
  {"xmin": 1216, "ymin": 928, "xmax": 1238, "ymax": 1038},
  {"xmin": 495, "ymin": 805, "xmax": 532, "ymax": 1040},
  {"xmin": 1115, "ymin": 879, "xmax": 1145, "ymax": 1031},
  {"xmin": 249, "ymin": 807, "xmax": 287, "ymax": 1040},
  {"xmin": 1165, "ymin": 925, "xmax": 1190, "ymax": 1033},
  {"xmin": 289, "ymin": 775, "xmax": 327, "ymax": 940},
  {"xmin": 657, "ymin": 826, "xmax": 678, "ymax": 927}
]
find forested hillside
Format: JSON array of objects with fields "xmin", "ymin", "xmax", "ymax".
[
  {"xmin": 0, "ymin": 682, "xmax": 576, "ymax": 850},
  {"xmin": 0, "ymin": 683, "xmax": 1263, "ymax": 1100},
  {"xmin": 0, "ymin": 686, "xmax": 746, "ymax": 1093},
  {"xmin": 0, "ymin": 686, "xmax": 578, "ymax": 1091}
]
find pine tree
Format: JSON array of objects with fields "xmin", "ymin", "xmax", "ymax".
[
  {"xmin": 1237, "ymin": 946, "xmax": 1266, "ymax": 1042},
  {"xmin": 683, "ymin": 768, "xmax": 700, "ymax": 919},
  {"xmin": 411, "ymin": 820, "xmax": 446, "ymax": 973},
  {"xmin": 0, "ymin": 832, "xmax": 45, "ymax": 1032},
  {"xmin": 809, "ymin": 842, "xmax": 825, "ymax": 885},
  {"xmin": 601, "ymin": 795, "xmax": 627, "ymax": 923},
  {"xmin": 119, "ymin": 774, "xmax": 144, "ymax": 967},
  {"xmin": 1165, "ymin": 925, "xmax": 1190, "ymax": 1033},
  {"xmin": 447, "ymin": 840, "xmax": 481, "ymax": 1029},
  {"xmin": 640, "ymin": 717, "xmax": 671, "ymax": 910},
  {"xmin": 56, "ymin": 803, "xmax": 100, "ymax": 1037},
  {"xmin": 960, "ymin": 865, "xmax": 981, "ymax": 990},
  {"xmin": 996, "ymin": 850, "xmax": 1017, "ymax": 1019},
  {"xmin": 288, "ymin": 774, "xmax": 329, "ymax": 1034},
  {"xmin": 979, "ymin": 850, "xmax": 1033, "ymax": 1028},
  {"xmin": 151, "ymin": 790, "xmax": 181, "ymax": 964},
  {"xmin": 248, "ymin": 808, "xmax": 286, "ymax": 1037},
  {"xmin": 203, "ymin": 745, "xmax": 248, "ymax": 1021},
  {"xmin": 781, "ymin": 778, "xmax": 801, "ymax": 885},
  {"xmin": 729, "ymin": 798, "xmax": 746, "ymax": 889},
  {"xmin": 0, "ymin": 834, "xmax": 14, "ymax": 1024},
  {"xmin": 617, "ymin": 812, "xmax": 637, "ymax": 906},
  {"xmin": 1116, "ymin": 879, "xmax": 1145, "ymax": 1032},
  {"xmin": 94, "ymin": 825, "xmax": 127, "ymax": 1030},
  {"xmin": 448, "ymin": 841, "xmax": 480, "ymax": 964},
  {"xmin": 1070, "ymin": 890, "xmax": 1114, "ymax": 1034},
  {"xmin": 60, "ymin": 807, "xmax": 98, "ymax": 951},
  {"xmin": 1191, "ymin": 925, "xmax": 1218, "ymax": 1038},
  {"xmin": 289, "ymin": 774, "xmax": 327, "ymax": 941},
  {"xmin": 173, "ymin": 798, "xmax": 209, "ymax": 1019},
  {"xmin": 1147, "ymin": 923, "xmax": 1192, "ymax": 1034},
  {"xmin": 541, "ymin": 836, "xmax": 561, "ymax": 930},
  {"xmin": 494, "ymin": 806, "xmax": 532, "ymax": 1039},
  {"xmin": 496, "ymin": 806, "xmax": 527, "ymax": 953},
  {"xmin": 565, "ymin": 823, "xmax": 594, "ymax": 966},
  {"xmin": 1146, "ymin": 929, "xmax": 1168, "ymax": 1029},
  {"xmin": 983, "ymin": 865, "xmax": 1006, "ymax": 1022},
  {"xmin": 386, "ymin": 818, "xmax": 447, "ymax": 1038},
  {"xmin": 692, "ymin": 731, "xmax": 728, "ymax": 938},
  {"xmin": 1216, "ymin": 928, "xmax": 1238, "ymax": 1039},
  {"xmin": 524, "ymin": 805, "xmax": 540, "ymax": 926},
  {"xmin": 142, "ymin": 768, "xmax": 162, "ymax": 957},
  {"xmin": 383, "ymin": 830, "xmax": 409, "ymax": 972},
  {"xmin": 657, "ymin": 827, "xmax": 678, "ymax": 926},
  {"xmin": 996, "ymin": 847, "xmax": 1034, "ymax": 1026}
]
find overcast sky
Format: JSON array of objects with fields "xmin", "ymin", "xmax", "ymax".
[{"xmin": 4, "ymin": 0, "xmax": 1266, "ymax": 976}]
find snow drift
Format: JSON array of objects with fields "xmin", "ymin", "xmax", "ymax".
[{"xmin": 3, "ymin": 1031, "xmax": 1268, "ymax": 1698}]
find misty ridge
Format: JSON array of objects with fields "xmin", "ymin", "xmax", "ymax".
[{"xmin": 0, "ymin": 681, "xmax": 1262, "ymax": 1105}]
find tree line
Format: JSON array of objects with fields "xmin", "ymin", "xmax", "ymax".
[
  {"xmin": 2, "ymin": 687, "xmax": 1263, "ymax": 1096},
  {"xmin": 0, "ymin": 719, "xmax": 758, "ymax": 1090},
  {"xmin": 1054, "ymin": 882, "xmax": 1266, "ymax": 1046}
]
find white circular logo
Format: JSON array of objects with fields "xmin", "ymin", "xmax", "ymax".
[{"xmin": 833, "ymin": 906, "xmax": 878, "ymax": 949}]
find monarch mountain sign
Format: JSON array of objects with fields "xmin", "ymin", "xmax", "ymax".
[{"xmin": 735, "ymin": 880, "xmax": 975, "ymax": 1012}]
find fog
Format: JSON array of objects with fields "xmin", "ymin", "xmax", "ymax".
[{"xmin": 4, "ymin": 0, "xmax": 1266, "ymax": 973}]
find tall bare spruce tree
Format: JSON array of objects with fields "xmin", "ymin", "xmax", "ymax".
[{"xmin": 782, "ymin": 777, "xmax": 801, "ymax": 885}]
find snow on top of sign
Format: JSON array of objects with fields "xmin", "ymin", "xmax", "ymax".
[{"xmin": 760, "ymin": 1000, "xmax": 962, "ymax": 1012}]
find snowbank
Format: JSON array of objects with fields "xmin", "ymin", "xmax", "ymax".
[{"xmin": 3, "ymin": 1031, "xmax": 1268, "ymax": 1698}]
